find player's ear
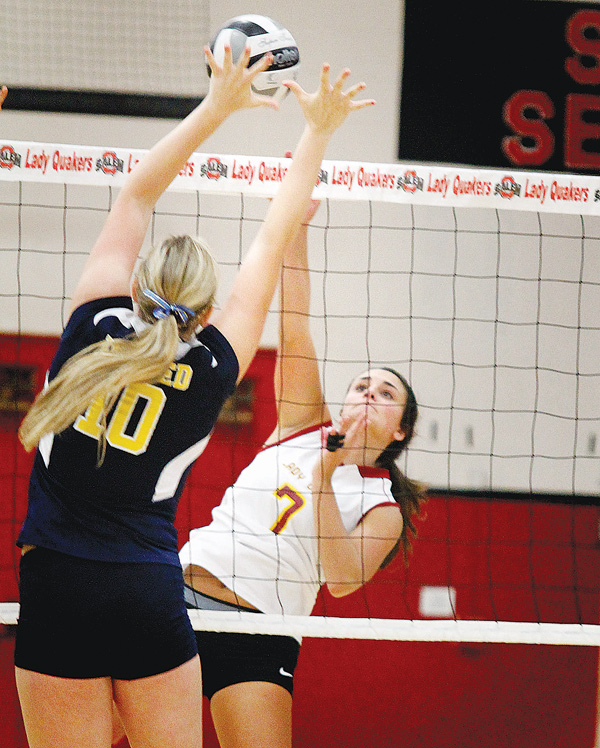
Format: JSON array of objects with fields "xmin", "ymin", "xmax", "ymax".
[{"xmin": 197, "ymin": 305, "xmax": 213, "ymax": 328}]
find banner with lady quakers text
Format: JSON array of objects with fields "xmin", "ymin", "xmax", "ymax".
[{"xmin": 2, "ymin": 140, "xmax": 600, "ymax": 215}]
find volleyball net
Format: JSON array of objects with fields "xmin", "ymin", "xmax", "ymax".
[
  {"xmin": 1, "ymin": 0, "xmax": 212, "ymax": 98},
  {"xmin": 0, "ymin": 140, "xmax": 599, "ymax": 649}
]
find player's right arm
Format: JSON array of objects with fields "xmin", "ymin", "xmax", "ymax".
[
  {"xmin": 266, "ymin": 199, "xmax": 330, "ymax": 445},
  {"xmin": 0, "ymin": 86, "xmax": 7, "ymax": 109},
  {"xmin": 69, "ymin": 46, "xmax": 277, "ymax": 315}
]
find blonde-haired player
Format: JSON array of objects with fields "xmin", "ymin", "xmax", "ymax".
[{"xmin": 14, "ymin": 50, "xmax": 375, "ymax": 748}]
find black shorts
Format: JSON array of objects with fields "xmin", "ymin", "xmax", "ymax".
[
  {"xmin": 185, "ymin": 587, "xmax": 300, "ymax": 699},
  {"xmin": 15, "ymin": 547, "xmax": 198, "ymax": 680}
]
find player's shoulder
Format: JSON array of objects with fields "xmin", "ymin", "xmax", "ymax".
[
  {"xmin": 49, "ymin": 296, "xmax": 135, "ymax": 379},
  {"xmin": 263, "ymin": 422, "xmax": 328, "ymax": 449},
  {"xmin": 65, "ymin": 295, "xmax": 135, "ymax": 336},
  {"xmin": 193, "ymin": 324, "xmax": 239, "ymax": 374}
]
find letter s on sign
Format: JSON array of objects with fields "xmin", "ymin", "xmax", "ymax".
[
  {"xmin": 501, "ymin": 90, "xmax": 555, "ymax": 166},
  {"xmin": 565, "ymin": 9, "xmax": 600, "ymax": 86}
]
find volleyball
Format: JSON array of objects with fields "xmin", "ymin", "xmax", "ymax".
[{"xmin": 208, "ymin": 15, "xmax": 300, "ymax": 102}]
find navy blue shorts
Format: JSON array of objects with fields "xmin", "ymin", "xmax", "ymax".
[
  {"xmin": 185, "ymin": 587, "xmax": 300, "ymax": 699},
  {"xmin": 15, "ymin": 547, "xmax": 198, "ymax": 680}
]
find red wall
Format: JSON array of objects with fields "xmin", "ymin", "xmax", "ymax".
[{"xmin": 1, "ymin": 334, "xmax": 598, "ymax": 748}]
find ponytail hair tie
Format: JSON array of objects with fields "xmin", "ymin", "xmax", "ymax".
[{"xmin": 142, "ymin": 289, "xmax": 195, "ymax": 324}]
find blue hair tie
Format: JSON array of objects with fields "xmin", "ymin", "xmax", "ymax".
[{"xmin": 142, "ymin": 289, "xmax": 195, "ymax": 324}]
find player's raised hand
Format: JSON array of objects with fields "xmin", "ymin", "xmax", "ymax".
[
  {"xmin": 0, "ymin": 87, "xmax": 8, "ymax": 110},
  {"xmin": 204, "ymin": 44, "xmax": 279, "ymax": 114},
  {"xmin": 316, "ymin": 408, "xmax": 373, "ymax": 480},
  {"xmin": 283, "ymin": 64, "xmax": 375, "ymax": 136}
]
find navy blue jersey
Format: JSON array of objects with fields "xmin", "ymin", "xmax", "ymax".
[{"xmin": 18, "ymin": 296, "xmax": 239, "ymax": 565}]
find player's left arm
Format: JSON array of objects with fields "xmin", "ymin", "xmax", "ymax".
[
  {"xmin": 312, "ymin": 423, "xmax": 403, "ymax": 597},
  {"xmin": 212, "ymin": 65, "xmax": 375, "ymax": 383},
  {"xmin": 316, "ymin": 488, "xmax": 403, "ymax": 597},
  {"xmin": 0, "ymin": 86, "xmax": 7, "ymax": 109}
]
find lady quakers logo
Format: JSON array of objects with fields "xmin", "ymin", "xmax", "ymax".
[
  {"xmin": 397, "ymin": 170, "xmax": 424, "ymax": 193},
  {"xmin": 494, "ymin": 176, "xmax": 521, "ymax": 199},
  {"xmin": 95, "ymin": 151, "xmax": 124, "ymax": 176},
  {"xmin": 200, "ymin": 157, "xmax": 228, "ymax": 180},
  {"xmin": 0, "ymin": 145, "xmax": 22, "ymax": 169}
]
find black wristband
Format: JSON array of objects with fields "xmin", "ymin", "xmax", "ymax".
[{"xmin": 326, "ymin": 432, "xmax": 345, "ymax": 452}]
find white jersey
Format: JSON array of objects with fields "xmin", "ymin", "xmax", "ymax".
[{"xmin": 179, "ymin": 427, "xmax": 398, "ymax": 617}]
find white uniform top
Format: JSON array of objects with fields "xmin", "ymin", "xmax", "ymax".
[{"xmin": 179, "ymin": 426, "xmax": 398, "ymax": 617}]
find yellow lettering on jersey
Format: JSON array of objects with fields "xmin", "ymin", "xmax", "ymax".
[
  {"xmin": 160, "ymin": 363, "xmax": 193, "ymax": 391},
  {"xmin": 74, "ymin": 383, "xmax": 166, "ymax": 456},
  {"xmin": 283, "ymin": 462, "xmax": 306, "ymax": 480},
  {"xmin": 107, "ymin": 383, "xmax": 166, "ymax": 455},
  {"xmin": 172, "ymin": 363, "xmax": 192, "ymax": 390},
  {"xmin": 74, "ymin": 396, "xmax": 104, "ymax": 439}
]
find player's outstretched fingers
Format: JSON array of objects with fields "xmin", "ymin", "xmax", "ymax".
[
  {"xmin": 282, "ymin": 80, "xmax": 304, "ymax": 99},
  {"xmin": 248, "ymin": 51, "xmax": 274, "ymax": 78},
  {"xmin": 332, "ymin": 68, "xmax": 351, "ymax": 92},
  {"xmin": 204, "ymin": 45, "xmax": 220, "ymax": 75},
  {"xmin": 345, "ymin": 82, "xmax": 368, "ymax": 100},
  {"xmin": 319, "ymin": 63, "xmax": 332, "ymax": 91}
]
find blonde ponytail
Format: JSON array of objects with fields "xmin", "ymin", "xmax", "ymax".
[{"xmin": 19, "ymin": 235, "xmax": 218, "ymax": 455}]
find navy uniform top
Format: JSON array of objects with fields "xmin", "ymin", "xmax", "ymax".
[{"xmin": 17, "ymin": 296, "xmax": 239, "ymax": 566}]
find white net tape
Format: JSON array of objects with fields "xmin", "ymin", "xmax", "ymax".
[{"xmin": 0, "ymin": 603, "xmax": 599, "ymax": 646}]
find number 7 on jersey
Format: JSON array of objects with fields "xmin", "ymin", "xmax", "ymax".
[{"xmin": 271, "ymin": 484, "xmax": 306, "ymax": 534}]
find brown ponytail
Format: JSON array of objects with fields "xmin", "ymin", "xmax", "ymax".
[{"xmin": 375, "ymin": 368, "xmax": 427, "ymax": 564}]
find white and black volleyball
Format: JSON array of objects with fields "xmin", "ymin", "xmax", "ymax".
[{"xmin": 208, "ymin": 15, "xmax": 300, "ymax": 102}]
